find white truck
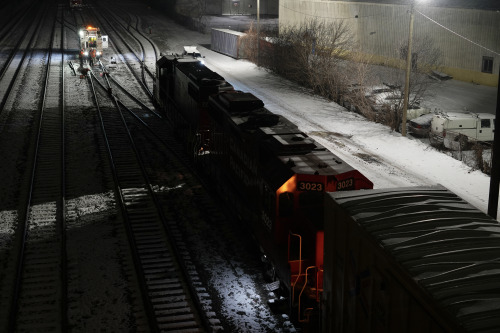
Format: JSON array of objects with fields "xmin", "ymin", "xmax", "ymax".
[{"xmin": 431, "ymin": 112, "xmax": 495, "ymax": 148}]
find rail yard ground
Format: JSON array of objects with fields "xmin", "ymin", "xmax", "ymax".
[{"xmin": 0, "ymin": 0, "xmax": 497, "ymax": 332}]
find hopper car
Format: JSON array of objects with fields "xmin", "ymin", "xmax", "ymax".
[{"xmin": 324, "ymin": 185, "xmax": 500, "ymax": 333}]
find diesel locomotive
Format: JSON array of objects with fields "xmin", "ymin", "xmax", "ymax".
[
  {"xmin": 153, "ymin": 54, "xmax": 500, "ymax": 332},
  {"xmin": 154, "ymin": 54, "xmax": 373, "ymax": 329}
]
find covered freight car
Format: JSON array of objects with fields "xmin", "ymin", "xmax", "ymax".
[{"xmin": 323, "ymin": 185, "xmax": 500, "ymax": 333}]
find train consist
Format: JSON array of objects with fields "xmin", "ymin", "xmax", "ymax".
[
  {"xmin": 79, "ymin": 26, "xmax": 108, "ymax": 65},
  {"xmin": 154, "ymin": 54, "xmax": 500, "ymax": 332}
]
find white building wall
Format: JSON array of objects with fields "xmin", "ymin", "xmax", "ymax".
[{"xmin": 279, "ymin": 0, "xmax": 500, "ymax": 86}]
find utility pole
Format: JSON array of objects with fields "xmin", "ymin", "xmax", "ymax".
[
  {"xmin": 402, "ymin": 0, "xmax": 415, "ymax": 137},
  {"xmin": 257, "ymin": 0, "xmax": 260, "ymax": 66},
  {"xmin": 487, "ymin": 66, "xmax": 500, "ymax": 219}
]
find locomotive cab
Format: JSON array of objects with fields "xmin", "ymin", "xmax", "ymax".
[{"xmin": 260, "ymin": 132, "xmax": 373, "ymax": 325}]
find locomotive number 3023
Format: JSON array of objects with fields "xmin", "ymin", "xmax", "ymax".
[
  {"xmin": 336, "ymin": 178, "xmax": 354, "ymax": 191},
  {"xmin": 298, "ymin": 181, "xmax": 323, "ymax": 192}
]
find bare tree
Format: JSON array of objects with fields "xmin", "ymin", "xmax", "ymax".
[
  {"xmin": 380, "ymin": 35, "xmax": 443, "ymax": 130},
  {"xmin": 243, "ymin": 18, "xmax": 359, "ymax": 103},
  {"xmin": 242, "ymin": 19, "xmax": 442, "ymax": 132}
]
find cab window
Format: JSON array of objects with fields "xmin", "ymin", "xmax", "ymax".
[
  {"xmin": 279, "ymin": 192, "xmax": 294, "ymax": 217},
  {"xmin": 299, "ymin": 191, "xmax": 323, "ymax": 207}
]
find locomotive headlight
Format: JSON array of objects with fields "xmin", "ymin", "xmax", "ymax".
[
  {"xmin": 79, "ymin": 30, "xmax": 84, "ymax": 38},
  {"xmin": 84, "ymin": 51, "xmax": 88, "ymax": 56}
]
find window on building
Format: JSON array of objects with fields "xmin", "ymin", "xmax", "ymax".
[{"xmin": 482, "ymin": 56, "xmax": 493, "ymax": 73}]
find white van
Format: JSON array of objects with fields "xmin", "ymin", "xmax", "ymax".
[{"xmin": 431, "ymin": 112, "xmax": 495, "ymax": 148}]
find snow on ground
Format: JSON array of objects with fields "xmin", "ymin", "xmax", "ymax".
[
  {"xmin": 163, "ymin": 15, "xmax": 497, "ymax": 220},
  {"xmin": 194, "ymin": 45, "xmax": 498, "ymax": 218},
  {"xmin": 133, "ymin": 7, "xmax": 499, "ymax": 218}
]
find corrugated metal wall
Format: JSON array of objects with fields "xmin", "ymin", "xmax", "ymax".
[
  {"xmin": 279, "ymin": 0, "xmax": 500, "ymax": 86},
  {"xmin": 177, "ymin": 0, "xmax": 278, "ymax": 16},
  {"xmin": 217, "ymin": 0, "xmax": 279, "ymax": 15}
]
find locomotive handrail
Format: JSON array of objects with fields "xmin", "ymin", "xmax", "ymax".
[
  {"xmin": 289, "ymin": 232, "xmax": 303, "ymax": 306},
  {"xmin": 316, "ymin": 267, "xmax": 324, "ymax": 302},
  {"xmin": 298, "ymin": 266, "xmax": 315, "ymax": 323}
]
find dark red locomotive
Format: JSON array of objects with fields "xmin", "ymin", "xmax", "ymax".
[
  {"xmin": 205, "ymin": 90, "xmax": 373, "ymax": 324},
  {"xmin": 155, "ymin": 54, "xmax": 373, "ymax": 329}
]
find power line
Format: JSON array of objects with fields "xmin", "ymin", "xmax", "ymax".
[
  {"xmin": 280, "ymin": 2, "xmax": 500, "ymax": 56},
  {"xmin": 415, "ymin": 9, "xmax": 500, "ymax": 56}
]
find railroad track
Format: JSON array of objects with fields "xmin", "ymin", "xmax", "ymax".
[
  {"xmin": 87, "ymin": 61, "xmax": 221, "ymax": 331},
  {"xmin": 100, "ymin": 3, "xmax": 158, "ymax": 89},
  {"xmin": 6, "ymin": 3, "xmax": 68, "ymax": 332},
  {"xmin": 1, "ymin": 1, "xmax": 286, "ymax": 331},
  {"xmin": 0, "ymin": 2, "xmax": 44, "ymax": 114},
  {"xmin": 89, "ymin": 3, "xmax": 155, "ymax": 99}
]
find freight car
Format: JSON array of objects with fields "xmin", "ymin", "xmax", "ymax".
[
  {"xmin": 324, "ymin": 185, "xmax": 500, "ymax": 333},
  {"xmin": 154, "ymin": 54, "xmax": 374, "ymax": 329}
]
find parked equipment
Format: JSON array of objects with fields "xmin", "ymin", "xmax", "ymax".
[
  {"xmin": 79, "ymin": 26, "xmax": 108, "ymax": 64},
  {"xmin": 211, "ymin": 28, "xmax": 247, "ymax": 59},
  {"xmin": 431, "ymin": 112, "xmax": 495, "ymax": 148}
]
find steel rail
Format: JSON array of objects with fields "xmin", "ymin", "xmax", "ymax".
[
  {"xmin": 99, "ymin": 4, "xmax": 157, "ymax": 79},
  {"xmin": 90, "ymin": 5, "xmax": 153, "ymax": 99},
  {"xmin": 7, "ymin": 3, "xmax": 67, "ymax": 331},
  {"xmin": 60, "ymin": 5, "xmax": 68, "ymax": 331},
  {"xmin": 98, "ymin": 60, "xmax": 161, "ymax": 118},
  {"xmin": 90, "ymin": 70, "xmax": 213, "ymax": 332},
  {"xmin": 0, "ymin": 3, "xmax": 44, "ymax": 114},
  {"xmin": 86, "ymin": 70, "xmax": 161, "ymax": 333}
]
